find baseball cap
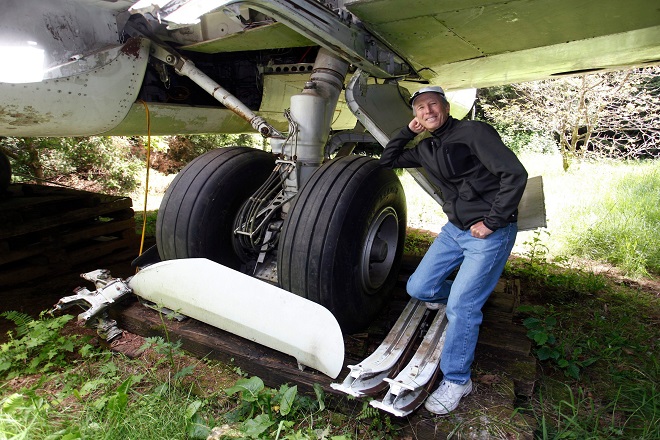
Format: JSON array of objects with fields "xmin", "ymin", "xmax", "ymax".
[{"xmin": 409, "ymin": 85, "xmax": 446, "ymax": 107}]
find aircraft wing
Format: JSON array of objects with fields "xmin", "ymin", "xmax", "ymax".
[
  {"xmin": 173, "ymin": 0, "xmax": 660, "ymax": 88},
  {"xmin": 345, "ymin": 0, "xmax": 660, "ymax": 89},
  {"xmin": 0, "ymin": 0, "xmax": 658, "ymax": 136}
]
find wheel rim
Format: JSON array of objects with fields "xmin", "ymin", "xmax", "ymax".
[{"xmin": 360, "ymin": 206, "xmax": 400, "ymax": 292}]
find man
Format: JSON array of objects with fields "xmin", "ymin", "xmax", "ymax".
[{"xmin": 379, "ymin": 86, "xmax": 528, "ymax": 415}]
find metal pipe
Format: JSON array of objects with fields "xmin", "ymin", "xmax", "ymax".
[
  {"xmin": 176, "ymin": 59, "xmax": 279, "ymax": 137},
  {"xmin": 286, "ymin": 47, "xmax": 349, "ymax": 185}
]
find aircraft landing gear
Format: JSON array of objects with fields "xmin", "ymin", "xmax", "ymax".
[
  {"xmin": 155, "ymin": 48, "xmax": 408, "ymax": 334},
  {"xmin": 155, "ymin": 146, "xmax": 275, "ymax": 269}
]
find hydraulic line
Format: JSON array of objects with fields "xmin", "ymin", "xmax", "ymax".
[
  {"xmin": 233, "ymin": 161, "xmax": 295, "ymax": 257},
  {"xmin": 137, "ymin": 100, "xmax": 152, "ymax": 260}
]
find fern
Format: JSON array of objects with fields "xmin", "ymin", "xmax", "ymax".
[
  {"xmin": 1, "ymin": 311, "xmax": 34, "ymax": 337},
  {"xmin": 356, "ymin": 400, "xmax": 380, "ymax": 420},
  {"xmin": 0, "ymin": 312, "xmax": 77, "ymax": 380}
]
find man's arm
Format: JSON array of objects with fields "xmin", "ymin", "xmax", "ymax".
[{"xmin": 379, "ymin": 124, "xmax": 422, "ymax": 169}]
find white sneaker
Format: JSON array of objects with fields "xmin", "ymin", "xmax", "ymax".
[
  {"xmin": 424, "ymin": 379, "xmax": 473, "ymax": 415},
  {"xmin": 425, "ymin": 302, "xmax": 441, "ymax": 310}
]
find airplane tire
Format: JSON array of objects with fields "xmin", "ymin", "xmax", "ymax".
[
  {"xmin": 278, "ymin": 155, "xmax": 406, "ymax": 333},
  {"xmin": 0, "ymin": 150, "xmax": 10, "ymax": 193},
  {"xmin": 156, "ymin": 147, "xmax": 275, "ymax": 268}
]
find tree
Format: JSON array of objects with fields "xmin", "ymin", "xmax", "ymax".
[
  {"xmin": 0, "ymin": 136, "xmax": 142, "ymax": 193},
  {"xmin": 479, "ymin": 67, "xmax": 660, "ymax": 170}
]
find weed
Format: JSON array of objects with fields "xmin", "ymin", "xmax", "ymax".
[
  {"xmin": 139, "ymin": 306, "xmax": 186, "ymax": 369},
  {"xmin": 528, "ymin": 378, "xmax": 659, "ymax": 439},
  {"xmin": 519, "ymin": 305, "xmax": 598, "ymax": 380},
  {"xmin": 403, "ymin": 228, "xmax": 436, "ymax": 256},
  {"xmin": 354, "ymin": 400, "xmax": 398, "ymax": 438},
  {"xmin": 223, "ymin": 376, "xmax": 329, "ymax": 439},
  {"xmin": 134, "ymin": 209, "xmax": 158, "ymax": 237},
  {"xmin": 0, "ymin": 311, "xmax": 85, "ymax": 380}
]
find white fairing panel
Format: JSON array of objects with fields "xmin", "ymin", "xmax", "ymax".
[
  {"xmin": 0, "ymin": 38, "xmax": 150, "ymax": 137},
  {"xmin": 128, "ymin": 258, "xmax": 345, "ymax": 379}
]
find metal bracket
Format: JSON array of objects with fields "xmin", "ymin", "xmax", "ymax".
[{"xmin": 51, "ymin": 269, "xmax": 133, "ymax": 342}]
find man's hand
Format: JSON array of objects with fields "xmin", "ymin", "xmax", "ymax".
[
  {"xmin": 408, "ymin": 118, "xmax": 425, "ymax": 134},
  {"xmin": 470, "ymin": 221, "xmax": 493, "ymax": 239}
]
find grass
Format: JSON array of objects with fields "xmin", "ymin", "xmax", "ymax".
[
  {"xmin": 561, "ymin": 160, "xmax": 660, "ymax": 276},
  {"xmin": 0, "ymin": 314, "xmax": 399, "ymax": 439},
  {"xmin": 504, "ymin": 232, "xmax": 659, "ymax": 439},
  {"xmin": 519, "ymin": 154, "xmax": 660, "ymax": 277}
]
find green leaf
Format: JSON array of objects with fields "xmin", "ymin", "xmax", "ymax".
[
  {"xmin": 107, "ymin": 392, "xmax": 128, "ymax": 415},
  {"xmin": 523, "ymin": 317, "xmax": 542, "ymax": 329},
  {"xmin": 153, "ymin": 383, "xmax": 169, "ymax": 396},
  {"xmin": 566, "ymin": 363, "xmax": 580, "ymax": 379},
  {"xmin": 186, "ymin": 412, "xmax": 212, "ymax": 439},
  {"xmin": 578, "ymin": 357, "xmax": 598, "ymax": 368},
  {"xmin": 2, "ymin": 393, "xmax": 27, "ymax": 413},
  {"xmin": 185, "ymin": 400, "xmax": 203, "ymax": 419},
  {"xmin": 174, "ymin": 364, "xmax": 195, "ymax": 380},
  {"xmin": 92, "ymin": 395, "xmax": 109, "ymax": 411},
  {"xmin": 225, "ymin": 376, "xmax": 264, "ymax": 402},
  {"xmin": 78, "ymin": 378, "xmax": 109, "ymax": 397},
  {"xmin": 79, "ymin": 344, "xmax": 95, "ymax": 358},
  {"xmin": 242, "ymin": 413, "xmax": 275, "ymax": 437},
  {"xmin": 532, "ymin": 331, "xmax": 548, "ymax": 346},
  {"xmin": 279, "ymin": 385, "xmax": 297, "ymax": 416},
  {"xmin": 313, "ymin": 383, "xmax": 326, "ymax": 411},
  {"xmin": 61, "ymin": 338, "xmax": 75, "ymax": 353},
  {"xmin": 99, "ymin": 361, "xmax": 118, "ymax": 377},
  {"xmin": 536, "ymin": 346, "xmax": 555, "ymax": 361}
]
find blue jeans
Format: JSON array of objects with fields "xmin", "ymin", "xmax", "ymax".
[{"xmin": 406, "ymin": 221, "xmax": 517, "ymax": 384}]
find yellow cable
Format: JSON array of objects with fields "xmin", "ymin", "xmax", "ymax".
[{"xmin": 138, "ymin": 100, "xmax": 152, "ymax": 260}]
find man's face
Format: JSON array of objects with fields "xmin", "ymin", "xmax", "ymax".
[{"xmin": 413, "ymin": 93, "xmax": 449, "ymax": 132}]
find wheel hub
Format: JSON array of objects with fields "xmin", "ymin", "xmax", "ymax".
[{"xmin": 360, "ymin": 207, "xmax": 399, "ymax": 292}]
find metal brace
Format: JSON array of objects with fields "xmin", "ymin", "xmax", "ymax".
[
  {"xmin": 124, "ymin": 17, "xmax": 282, "ymax": 139},
  {"xmin": 51, "ymin": 269, "xmax": 133, "ymax": 342}
]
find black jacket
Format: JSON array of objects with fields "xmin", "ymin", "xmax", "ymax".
[{"xmin": 380, "ymin": 116, "xmax": 528, "ymax": 231}]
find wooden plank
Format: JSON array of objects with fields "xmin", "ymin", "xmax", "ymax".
[
  {"xmin": 0, "ymin": 237, "xmax": 139, "ymax": 287},
  {"xmin": 0, "ymin": 188, "xmax": 133, "ymax": 240},
  {"xmin": 0, "ymin": 264, "xmax": 60, "ymax": 288},
  {"xmin": 0, "ymin": 185, "xmax": 102, "ymax": 223},
  {"xmin": 478, "ymin": 321, "xmax": 532, "ymax": 355},
  {"xmin": 57, "ymin": 218, "xmax": 137, "ymax": 245},
  {"xmin": 110, "ymin": 300, "xmax": 334, "ymax": 396},
  {"xmin": 0, "ymin": 219, "xmax": 136, "ymax": 265},
  {"xmin": 0, "ymin": 201, "xmax": 133, "ymax": 239},
  {"xmin": 66, "ymin": 235, "xmax": 140, "ymax": 266},
  {"xmin": 112, "ymin": 273, "xmax": 536, "ymax": 396}
]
